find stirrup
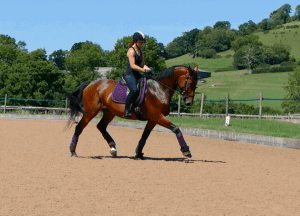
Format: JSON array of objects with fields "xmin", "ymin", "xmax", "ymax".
[{"xmin": 123, "ymin": 109, "xmax": 132, "ymax": 117}]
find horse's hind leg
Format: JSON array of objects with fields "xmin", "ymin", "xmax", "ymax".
[
  {"xmin": 96, "ymin": 112, "xmax": 116, "ymax": 157},
  {"xmin": 69, "ymin": 111, "xmax": 100, "ymax": 157},
  {"xmin": 135, "ymin": 121, "xmax": 156, "ymax": 159}
]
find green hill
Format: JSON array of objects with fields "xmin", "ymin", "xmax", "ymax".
[
  {"xmin": 166, "ymin": 21, "xmax": 300, "ymax": 70},
  {"xmin": 255, "ymin": 21, "xmax": 300, "ymax": 61},
  {"xmin": 165, "ymin": 21, "xmax": 300, "ymax": 112}
]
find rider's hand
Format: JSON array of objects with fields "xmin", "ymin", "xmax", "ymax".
[{"xmin": 143, "ymin": 65, "xmax": 151, "ymax": 72}]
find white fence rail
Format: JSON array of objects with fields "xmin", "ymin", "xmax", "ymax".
[
  {"xmin": 0, "ymin": 105, "xmax": 69, "ymax": 114},
  {"xmin": 1, "ymin": 105, "xmax": 300, "ymax": 120},
  {"xmin": 169, "ymin": 112, "xmax": 300, "ymax": 119}
]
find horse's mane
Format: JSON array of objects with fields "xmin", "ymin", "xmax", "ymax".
[{"xmin": 153, "ymin": 65, "xmax": 198, "ymax": 80}]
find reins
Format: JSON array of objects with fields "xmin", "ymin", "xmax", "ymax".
[{"xmin": 147, "ymin": 68, "xmax": 197, "ymax": 97}]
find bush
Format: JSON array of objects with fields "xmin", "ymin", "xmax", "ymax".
[
  {"xmin": 280, "ymin": 61, "xmax": 296, "ymax": 67},
  {"xmin": 170, "ymin": 99, "xmax": 282, "ymax": 115},
  {"xmin": 252, "ymin": 65, "xmax": 294, "ymax": 74},
  {"xmin": 225, "ymin": 54, "xmax": 232, "ymax": 58},
  {"xmin": 212, "ymin": 54, "xmax": 222, "ymax": 59},
  {"xmin": 285, "ymin": 25, "xmax": 300, "ymax": 29},
  {"xmin": 214, "ymin": 66, "xmax": 235, "ymax": 72},
  {"xmin": 263, "ymin": 30, "xmax": 270, "ymax": 34},
  {"xmin": 197, "ymin": 49, "xmax": 216, "ymax": 59}
]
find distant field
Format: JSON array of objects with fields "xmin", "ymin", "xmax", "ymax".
[
  {"xmin": 165, "ymin": 21, "xmax": 300, "ymax": 111},
  {"xmin": 195, "ymin": 71, "xmax": 292, "ymax": 111},
  {"xmin": 255, "ymin": 21, "xmax": 300, "ymax": 61},
  {"xmin": 165, "ymin": 50, "xmax": 234, "ymax": 71}
]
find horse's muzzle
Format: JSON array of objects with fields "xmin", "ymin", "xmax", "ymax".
[{"xmin": 183, "ymin": 97, "xmax": 193, "ymax": 106}]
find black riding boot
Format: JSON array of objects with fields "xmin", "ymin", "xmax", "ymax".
[{"xmin": 124, "ymin": 90, "xmax": 137, "ymax": 117}]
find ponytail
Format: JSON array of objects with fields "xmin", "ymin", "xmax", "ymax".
[{"xmin": 127, "ymin": 39, "xmax": 138, "ymax": 53}]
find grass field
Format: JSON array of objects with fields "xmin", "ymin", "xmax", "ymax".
[
  {"xmin": 165, "ymin": 50, "xmax": 234, "ymax": 70},
  {"xmin": 195, "ymin": 70, "xmax": 292, "ymax": 111},
  {"xmin": 255, "ymin": 21, "xmax": 300, "ymax": 61}
]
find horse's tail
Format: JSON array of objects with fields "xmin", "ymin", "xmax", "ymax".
[{"xmin": 64, "ymin": 81, "xmax": 92, "ymax": 131}]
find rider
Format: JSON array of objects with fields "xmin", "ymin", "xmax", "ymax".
[{"xmin": 123, "ymin": 31, "xmax": 151, "ymax": 117}]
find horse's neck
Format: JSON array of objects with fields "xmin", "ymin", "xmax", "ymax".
[{"xmin": 158, "ymin": 68, "xmax": 186, "ymax": 97}]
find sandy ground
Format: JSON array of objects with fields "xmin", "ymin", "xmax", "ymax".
[{"xmin": 0, "ymin": 118, "xmax": 300, "ymax": 216}]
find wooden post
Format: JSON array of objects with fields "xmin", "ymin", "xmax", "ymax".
[
  {"xmin": 259, "ymin": 92, "xmax": 262, "ymax": 119},
  {"xmin": 226, "ymin": 93, "xmax": 229, "ymax": 116},
  {"xmin": 178, "ymin": 94, "xmax": 181, "ymax": 117},
  {"xmin": 4, "ymin": 94, "xmax": 7, "ymax": 114},
  {"xmin": 65, "ymin": 99, "xmax": 68, "ymax": 115},
  {"xmin": 200, "ymin": 93, "xmax": 204, "ymax": 118}
]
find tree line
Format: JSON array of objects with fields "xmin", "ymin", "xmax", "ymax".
[
  {"xmin": 1, "ymin": 4, "xmax": 300, "ymax": 112},
  {"xmin": 165, "ymin": 4, "xmax": 300, "ymax": 59}
]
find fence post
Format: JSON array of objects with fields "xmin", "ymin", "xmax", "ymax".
[
  {"xmin": 200, "ymin": 93, "xmax": 204, "ymax": 118},
  {"xmin": 226, "ymin": 93, "xmax": 229, "ymax": 116},
  {"xmin": 4, "ymin": 94, "xmax": 7, "ymax": 114},
  {"xmin": 259, "ymin": 92, "xmax": 262, "ymax": 119},
  {"xmin": 178, "ymin": 94, "xmax": 181, "ymax": 117},
  {"xmin": 65, "ymin": 99, "xmax": 68, "ymax": 115}
]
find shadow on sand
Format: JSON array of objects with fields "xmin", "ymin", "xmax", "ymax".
[{"xmin": 77, "ymin": 155, "xmax": 226, "ymax": 163}]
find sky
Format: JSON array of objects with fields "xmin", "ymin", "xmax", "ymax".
[{"xmin": 1, "ymin": 0, "xmax": 299, "ymax": 55}]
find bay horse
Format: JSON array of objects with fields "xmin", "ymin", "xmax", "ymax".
[{"xmin": 65, "ymin": 65, "xmax": 198, "ymax": 159}]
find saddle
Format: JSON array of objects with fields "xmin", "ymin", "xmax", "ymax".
[{"xmin": 112, "ymin": 76, "xmax": 147, "ymax": 120}]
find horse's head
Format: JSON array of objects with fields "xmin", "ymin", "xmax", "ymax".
[{"xmin": 178, "ymin": 66, "xmax": 198, "ymax": 106}]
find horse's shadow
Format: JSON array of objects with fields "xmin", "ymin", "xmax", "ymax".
[{"xmin": 77, "ymin": 155, "xmax": 226, "ymax": 163}]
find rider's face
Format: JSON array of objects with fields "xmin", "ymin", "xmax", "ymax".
[{"xmin": 137, "ymin": 40, "xmax": 143, "ymax": 47}]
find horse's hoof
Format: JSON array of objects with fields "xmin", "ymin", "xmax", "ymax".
[
  {"xmin": 110, "ymin": 147, "xmax": 117, "ymax": 157},
  {"xmin": 70, "ymin": 152, "xmax": 78, "ymax": 157},
  {"xmin": 182, "ymin": 151, "xmax": 192, "ymax": 158},
  {"xmin": 135, "ymin": 152, "xmax": 144, "ymax": 159},
  {"xmin": 181, "ymin": 146, "xmax": 192, "ymax": 158}
]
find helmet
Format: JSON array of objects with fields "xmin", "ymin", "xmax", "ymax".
[{"xmin": 133, "ymin": 31, "xmax": 145, "ymax": 42}]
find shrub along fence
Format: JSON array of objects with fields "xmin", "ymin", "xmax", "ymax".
[{"xmin": 170, "ymin": 92, "xmax": 300, "ymax": 119}]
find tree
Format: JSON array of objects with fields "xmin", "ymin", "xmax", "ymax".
[
  {"xmin": 66, "ymin": 42, "xmax": 107, "ymax": 72},
  {"xmin": 238, "ymin": 20, "xmax": 258, "ymax": 35},
  {"xmin": 269, "ymin": 4, "xmax": 292, "ymax": 25},
  {"xmin": 295, "ymin": 5, "xmax": 300, "ymax": 20},
  {"xmin": 261, "ymin": 44, "xmax": 291, "ymax": 65},
  {"xmin": 65, "ymin": 42, "xmax": 105, "ymax": 87},
  {"xmin": 282, "ymin": 68, "xmax": 300, "ymax": 113},
  {"xmin": 257, "ymin": 18, "xmax": 270, "ymax": 31},
  {"xmin": 213, "ymin": 21, "xmax": 231, "ymax": 30},
  {"xmin": 157, "ymin": 43, "xmax": 168, "ymax": 59},
  {"xmin": 17, "ymin": 41, "xmax": 28, "ymax": 52},
  {"xmin": 233, "ymin": 45, "xmax": 262, "ymax": 70},
  {"xmin": 165, "ymin": 28, "xmax": 200, "ymax": 58},
  {"xmin": 0, "ymin": 43, "xmax": 66, "ymax": 106},
  {"xmin": 195, "ymin": 28, "xmax": 235, "ymax": 55},
  {"xmin": 49, "ymin": 49, "xmax": 68, "ymax": 70},
  {"xmin": 231, "ymin": 35, "xmax": 262, "ymax": 52}
]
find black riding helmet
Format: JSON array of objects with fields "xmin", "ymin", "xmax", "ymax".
[{"xmin": 133, "ymin": 31, "xmax": 145, "ymax": 42}]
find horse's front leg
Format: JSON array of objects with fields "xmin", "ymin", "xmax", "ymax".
[
  {"xmin": 135, "ymin": 121, "xmax": 156, "ymax": 159},
  {"xmin": 157, "ymin": 115, "xmax": 192, "ymax": 158}
]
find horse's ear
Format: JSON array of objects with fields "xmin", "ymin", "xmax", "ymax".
[{"xmin": 193, "ymin": 66, "xmax": 198, "ymax": 71}]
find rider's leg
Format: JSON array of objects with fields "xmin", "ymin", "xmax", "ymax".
[{"xmin": 123, "ymin": 73, "xmax": 138, "ymax": 117}]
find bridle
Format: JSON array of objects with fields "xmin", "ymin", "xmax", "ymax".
[
  {"xmin": 181, "ymin": 73, "xmax": 197, "ymax": 99},
  {"xmin": 147, "ymin": 69, "xmax": 197, "ymax": 99}
]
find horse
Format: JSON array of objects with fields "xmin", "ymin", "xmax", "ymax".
[{"xmin": 65, "ymin": 65, "xmax": 198, "ymax": 159}]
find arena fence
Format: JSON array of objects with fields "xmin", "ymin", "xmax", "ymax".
[{"xmin": 1, "ymin": 94, "xmax": 300, "ymax": 119}]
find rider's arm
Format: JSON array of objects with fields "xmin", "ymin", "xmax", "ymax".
[{"xmin": 127, "ymin": 48, "xmax": 147, "ymax": 72}]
